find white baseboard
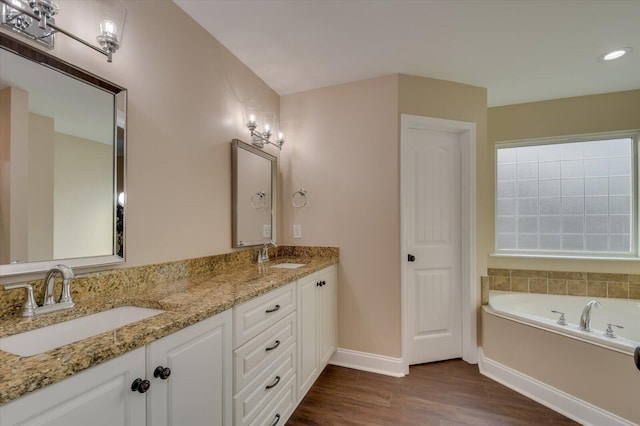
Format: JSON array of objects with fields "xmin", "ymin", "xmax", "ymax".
[
  {"xmin": 329, "ymin": 348, "xmax": 406, "ymax": 377},
  {"xmin": 479, "ymin": 350, "xmax": 635, "ymax": 426}
]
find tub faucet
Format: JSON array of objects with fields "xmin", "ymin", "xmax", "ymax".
[
  {"xmin": 579, "ymin": 300, "xmax": 601, "ymax": 331},
  {"xmin": 257, "ymin": 241, "xmax": 277, "ymax": 264}
]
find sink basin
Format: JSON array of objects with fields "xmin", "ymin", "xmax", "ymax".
[
  {"xmin": 271, "ymin": 263, "xmax": 306, "ymax": 269},
  {"xmin": 0, "ymin": 306, "xmax": 164, "ymax": 356}
]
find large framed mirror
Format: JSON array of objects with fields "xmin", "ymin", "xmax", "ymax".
[
  {"xmin": 232, "ymin": 139, "xmax": 277, "ymax": 248},
  {"xmin": 0, "ymin": 33, "xmax": 126, "ymax": 278}
]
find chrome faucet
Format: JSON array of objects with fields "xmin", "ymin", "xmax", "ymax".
[
  {"xmin": 257, "ymin": 241, "xmax": 277, "ymax": 264},
  {"xmin": 3, "ymin": 264, "xmax": 75, "ymax": 317},
  {"xmin": 43, "ymin": 264, "xmax": 74, "ymax": 306},
  {"xmin": 579, "ymin": 300, "xmax": 601, "ymax": 331}
]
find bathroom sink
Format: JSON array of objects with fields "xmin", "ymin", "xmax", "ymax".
[
  {"xmin": 271, "ymin": 263, "xmax": 306, "ymax": 269},
  {"xmin": 0, "ymin": 306, "xmax": 164, "ymax": 357}
]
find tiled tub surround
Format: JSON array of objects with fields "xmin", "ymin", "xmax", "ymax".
[
  {"xmin": 486, "ymin": 268, "xmax": 640, "ymax": 300},
  {"xmin": 0, "ymin": 246, "xmax": 338, "ymax": 404}
]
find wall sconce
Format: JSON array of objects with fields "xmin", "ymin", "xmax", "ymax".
[
  {"xmin": 245, "ymin": 106, "xmax": 285, "ymax": 150},
  {"xmin": 0, "ymin": 0, "xmax": 126, "ymax": 62}
]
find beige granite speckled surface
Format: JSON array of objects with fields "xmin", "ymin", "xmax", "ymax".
[{"xmin": 0, "ymin": 246, "xmax": 338, "ymax": 404}]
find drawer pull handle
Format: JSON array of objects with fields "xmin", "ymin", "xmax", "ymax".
[
  {"xmin": 265, "ymin": 304, "xmax": 281, "ymax": 313},
  {"xmin": 265, "ymin": 340, "xmax": 281, "ymax": 352},
  {"xmin": 271, "ymin": 413, "xmax": 281, "ymax": 426},
  {"xmin": 265, "ymin": 375, "xmax": 281, "ymax": 390},
  {"xmin": 131, "ymin": 378, "xmax": 150, "ymax": 393}
]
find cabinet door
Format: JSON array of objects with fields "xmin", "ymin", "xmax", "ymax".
[
  {"xmin": 0, "ymin": 347, "xmax": 146, "ymax": 426},
  {"xmin": 318, "ymin": 265, "xmax": 338, "ymax": 366},
  {"xmin": 296, "ymin": 273, "xmax": 318, "ymax": 400},
  {"xmin": 146, "ymin": 309, "xmax": 233, "ymax": 426}
]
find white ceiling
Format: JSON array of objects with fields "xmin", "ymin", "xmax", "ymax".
[{"xmin": 174, "ymin": 0, "xmax": 640, "ymax": 107}]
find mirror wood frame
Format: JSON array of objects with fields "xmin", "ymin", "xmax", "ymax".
[
  {"xmin": 0, "ymin": 33, "xmax": 127, "ymax": 279},
  {"xmin": 231, "ymin": 139, "xmax": 277, "ymax": 248}
]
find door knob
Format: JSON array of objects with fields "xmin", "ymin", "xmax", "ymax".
[{"xmin": 408, "ymin": 254, "xmax": 415, "ymax": 262}]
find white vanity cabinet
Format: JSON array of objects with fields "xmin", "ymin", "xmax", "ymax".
[
  {"xmin": 0, "ymin": 347, "xmax": 147, "ymax": 426},
  {"xmin": 297, "ymin": 264, "xmax": 337, "ymax": 401},
  {"xmin": 0, "ymin": 309, "xmax": 232, "ymax": 426},
  {"xmin": 146, "ymin": 309, "xmax": 233, "ymax": 426},
  {"xmin": 233, "ymin": 282, "xmax": 297, "ymax": 425}
]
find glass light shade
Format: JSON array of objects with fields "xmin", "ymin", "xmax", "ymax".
[
  {"xmin": 262, "ymin": 112, "xmax": 276, "ymax": 134},
  {"xmin": 93, "ymin": 0, "xmax": 126, "ymax": 44},
  {"xmin": 244, "ymin": 100, "xmax": 262, "ymax": 127}
]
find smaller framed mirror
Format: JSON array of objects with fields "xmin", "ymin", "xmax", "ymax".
[{"xmin": 232, "ymin": 139, "xmax": 277, "ymax": 247}]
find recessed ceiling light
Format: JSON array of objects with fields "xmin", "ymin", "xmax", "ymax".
[{"xmin": 597, "ymin": 47, "xmax": 633, "ymax": 63}]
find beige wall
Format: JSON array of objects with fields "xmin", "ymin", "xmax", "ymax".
[
  {"xmin": 281, "ymin": 75, "xmax": 488, "ymax": 358},
  {"xmin": 488, "ymin": 89, "xmax": 640, "ymax": 273},
  {"xmin": 28, "ymin": 113, "xmax": 54, "ymax": 261},
  {"xmin": 54, "ymin": 133, "xmax": 112, "ymax": 259},
  {"xmin": 1, "ymin": 0, "xmax": 280, "ymax": 268},
  {"xmin": 281, "ymin": 75, "xmax": 400, "ymax": 357},
  {"xmin": 0, "ymin": 87, "xmax": 29, "ymax": 264}
]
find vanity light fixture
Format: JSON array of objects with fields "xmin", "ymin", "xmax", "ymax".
[
  {"xmin": 0, "ymin": 0, "xmax": 126, "ymax": 62},
  {"xmin": 597, "ymin": 47, "xmax": 633, "ymax": 63},
  {"xmin": 246, "ymin": 113, "xmax": 285, "ymax": 150},
  {"xmin": 245, "ymin": 106, "xmax": 284, "ymax": 149}
]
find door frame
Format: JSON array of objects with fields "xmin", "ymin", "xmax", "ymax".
[{"xmin": 400, "ymin": 114, "xmax": 477, "ymax": 374}]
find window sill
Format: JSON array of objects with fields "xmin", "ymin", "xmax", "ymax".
[{"xmin": 490, "ymin": 253, "xmax": 640, "ymax": 261}]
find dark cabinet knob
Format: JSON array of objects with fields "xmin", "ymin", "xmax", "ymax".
[
  {"xmin": 131, "ymin": 378, "xmax": 150, "ymax": 393},
  {"xmin": 408, "ymin": 254, "xmax": 416, "ymax": 262},
  {"xmin": 316, "ymin": 281, "xmax": 320, "ymax": 287},
  {"xmin": 154, "ymin": 366, "xmax": 171, "ymax": 380}
]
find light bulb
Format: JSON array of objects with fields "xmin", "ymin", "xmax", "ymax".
[
  {"xmin": 248, "ymin": 114, "xmax": 256, "ymax": 124},
  {"xmin": 264, "ymin": 124, "xmax": 270, "ymax": 132},
  {"xmin": 278, "ymin": 132, "xmax": 284, "ymax": 140},
  {"xmin": 100, "ymin": 20, "xmax": 117, "ymax": 36},
  {"xmin": 603, "ymin": 50, "xmax": 626, "ymax": 61}
]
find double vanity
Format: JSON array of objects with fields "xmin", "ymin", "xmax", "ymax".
[
  {"xmin": 0, "ymin": 23, "xmax": 333, "ymax": 426},
  {"xmin": 0, "ymin": 247, "xmax": 338, "ymax": 425}
]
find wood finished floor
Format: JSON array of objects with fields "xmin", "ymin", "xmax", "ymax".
[{"xmin": 287, "ymin": 360, "xmax": 580, "ymax": 426}]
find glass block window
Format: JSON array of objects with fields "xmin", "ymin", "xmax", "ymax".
[{"xmin": 496, "ymin": 135, "xmax": 637, "ymax": 256}]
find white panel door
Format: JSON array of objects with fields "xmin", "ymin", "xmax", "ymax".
[
  {"xmin": 404, "ymin": 125, "xmax": 462, "ymax": 365},
  {"xmin": 297, "ymin": 273, "xmax": 318, "ymax": 400}
]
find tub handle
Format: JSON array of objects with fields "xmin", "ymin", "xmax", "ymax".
[
  {"xmin": 604, "ymin": 323, "xmax": 624, "ymax": 338},
  {"xmin": 551, "ymin": 310, "xmax": 566, "ymax": 326}
]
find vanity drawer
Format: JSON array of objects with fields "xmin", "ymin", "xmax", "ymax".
[
  {"xmin": 234, "ymin": 282, "xmax": 296, "ymax": 348},
  {"xmin": 234, "ymin": 342, "xmax": 296, "ymax": 426},
  {"xmin": 234, "ymin": 312, "xmax": 296, "ymax": 391},
  {"xmin": 250, "ymin": 373, "xmax": 296, "ymax": 426}
]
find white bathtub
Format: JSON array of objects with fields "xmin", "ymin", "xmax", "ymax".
[{"xmin": 488, "ymin": 291, "xmax": 640, "ymax": 355}]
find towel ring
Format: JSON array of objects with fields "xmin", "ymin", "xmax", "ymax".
[
  {"xmin": 250, "ymin": 191, "xmax": 266, "ymax": 209},
  {"xmin": 292, "ymin": 188, "xmax": 308, "ymax": 208}
]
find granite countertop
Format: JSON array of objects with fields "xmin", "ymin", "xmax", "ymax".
[{"xmin": 0, "ymin": 254, "xmax": 337, "ymax": 404}]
